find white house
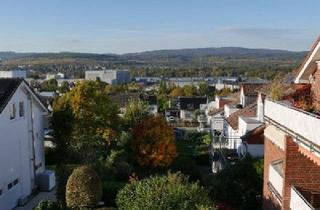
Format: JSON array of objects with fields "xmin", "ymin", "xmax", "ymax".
[{"xmin": 0, "ymin": 78, "xmax": 55, "ymax": 210}]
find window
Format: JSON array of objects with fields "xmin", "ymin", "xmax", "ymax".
[
  {"xmin": 19, "ymin": 101, "xmax": 24, "ymax": 117},
  {"xmin": 13, "ymin": 179, "xmax": 19, "ymax": 186},
  {"xmin": 7, "ymin": 183, "xmax": 13, "ymax": 190},
  {"xmin": 0, "ymin": 189, "xmax": 2, "ymax": 196},
  {"xmin": 10, "ymin": 103, "xmax": 16, "ymax": 120}
]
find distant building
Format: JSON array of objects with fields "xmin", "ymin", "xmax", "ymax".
[
  {"xmin": 0, "ymin": 70, "xmax": 27, "ymax": 79},
  {"xmin": 177, "ymin": 96, "xmax": 207, "ymax": 121},
  {"xmin": 45, "ymin": 73, "xmax": 65, "ymax": 80},
  {"xmin": 85, "ymin": 69, "xmax": 130, "ymax": 85}
]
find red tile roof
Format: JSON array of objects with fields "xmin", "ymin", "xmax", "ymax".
[{"xmin": 225, "ymin": 103, "xmax": 257, "ymax": 130}]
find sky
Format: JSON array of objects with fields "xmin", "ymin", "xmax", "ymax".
[{"xmin": 0, "ymin": 0, "xmax": 319, "ymax": 54}]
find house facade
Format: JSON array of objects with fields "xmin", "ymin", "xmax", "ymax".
[
  {"xmin": 263, "ymin": 36, "xmax": 320, "ymax": 210},
  {"xmin": 0, "ymin": 79, "xmax": 51, "ymax": 210}
]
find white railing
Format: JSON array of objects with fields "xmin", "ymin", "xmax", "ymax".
[
  {"xmin": 269, "ymin": 163, "xmax": 283, "ymax": 197},
  {"xmin": 265, "ymin": 99, "xmax": 320, "ymax": 147},
  {"xmin": 290, "ymin": 186, "xmax": 315, "ymax": 210}
]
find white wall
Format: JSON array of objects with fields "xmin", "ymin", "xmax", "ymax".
[
  {"xmin": 265, "ymin": 100, "xmax": 320, "ymax": 146},
  {"xmin": 0, "ymin": 84, "xmax": 46, "ymax": 210}
]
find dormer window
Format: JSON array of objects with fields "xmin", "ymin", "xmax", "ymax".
[{"xmin": 10, "ymin": 103, "xmax": 16, "ymax": 120}]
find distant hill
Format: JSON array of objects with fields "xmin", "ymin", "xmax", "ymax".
[{"xmin": 0, "ymin": 47, "xmax": 307, "ymax": 79}]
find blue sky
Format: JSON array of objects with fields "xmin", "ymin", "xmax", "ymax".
[{"xmin": 0, "ymin": 0, "xmax": 319, "ymax": 53}]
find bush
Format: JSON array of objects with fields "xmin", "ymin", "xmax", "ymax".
[
  {"xmin": 193, "ymin": 154, "xmax": 210, "ymax": 166},
  {"xmin": 66, "ymin": 165, "xmax": 102, "ymax": 209},
  {"xmin": 170, "ymin": 156, "xmax": 202, "ymax": 181},
  {"xmin": 33, "ymin": 200, "xmax": 61, "ymax": 210},
  {"xmin": 116, "ymin": 172, "xmax": 214, "ymax": 210},
  {"xmin": 55, "ymin": 164, "xmax": 78, "ymax": 204}
]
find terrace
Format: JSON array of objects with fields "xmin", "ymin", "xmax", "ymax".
[
  {"xmin": 264, "ymin": 99, "xmax": 320, "ymax": 156},
  {"xmin": 290, "ymin": 186, "xmax": 320, "ymax": 210}
]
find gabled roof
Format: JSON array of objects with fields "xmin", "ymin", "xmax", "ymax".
[
  {"xmin": 0, "ymin": 78, "xmax": 22, "ymax": 113},
  {"xmin": 295, "ymin": 36, "xmax": 320, "ymax": 83},
  {"xmin": 225, "ymin": 103, "xmax": 257, "ymax": 130},
  {"xmin": 0, "ymin": 78, "xmax": 49, "ymax": 114}
]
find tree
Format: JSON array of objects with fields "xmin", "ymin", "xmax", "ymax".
[
  {"xmin": 183, "ymin": 85, "xmax": 198, "ymax": 96},
  {"xmin": 208, "ymin": 157, "xmax": 263, "ymax": 210},
  {"xmin": 170, "ymin": 86, "xmax": 185, "ymax": 97},
  {"xmin": 52, "ymin": 81, "xmax": 120, "ymax": 162},
  {"xmin": 123, "ymin": 99, "xmax": 149, "ymax": 128},
  {"xmin": 66, "ymin": 166, "xmax": 102, "ymax": 209},
  {"xmin": 58, "ymin": 81, "xmax": 70, "ymax": 93},
  {"xmin": 131, "ymin": 115, "xmax": 177, "ymax": 167},
  {"xmin": 116, "ymin": 172, "xmax": 213, "ymax": 210},
  {"xmin": 40, "ymin": 79, "xmax": 58, "ymax": 91}
]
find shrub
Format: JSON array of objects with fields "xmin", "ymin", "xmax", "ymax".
[
  {"xmin": 170, "ymin": 156, "xmax": 202, "ymax": 181},
  {"xmin": 116, "ymin": 172, "xmax": 214, "ymax": 210},
  {"xmin": 33, "ymin": 200, "xmax": 61, "ymax": 210},
  {"xmin": 66, "ymin": 165, "xmax": 102, "ymax": 209},
  {"xmin": 55, "ymin": 164, "xmax": 78, "ymax": 204}
]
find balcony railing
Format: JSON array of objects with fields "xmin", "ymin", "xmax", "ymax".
[
  {"xmin": 269, "ymin": 161, "xmax": 283, "ymax": 198},
  {"xmin": 290, "ymin": 186, "xmax": 319, "ymax": 210},
  {"xmin": 264, "ymin": 99, "xmax": 320, "ymax": 154}
]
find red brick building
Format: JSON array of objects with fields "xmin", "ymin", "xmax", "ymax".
[{"xmin": 263, "ymin": 36, "xmax": 320, "ymax": 210}]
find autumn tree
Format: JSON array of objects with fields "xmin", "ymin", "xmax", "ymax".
[
  {"xmin": 52, "ymin": 81, "xmax": 120, "ymax": 162},
  {"xmin": 131, "ymin": 115, "xmax": 177, "ymax": 167},
  {"xmin": 170, "ymin": 86, "xmax": 185, "ymax": 97}
]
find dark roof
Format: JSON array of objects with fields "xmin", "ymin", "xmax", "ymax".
[
  {"xmin": 225, "ymin": 103, "xmax": 257, "ymax": 130},
  {"xmin": 0, "ymin": 78, "xmax": 23, "ymax": 113},
  {"xmin": 178, "ymin": 96, "xmax": 207, "ymax": 110},
  {"xmin": 241, "ymin": 124, "xmax": 265, "ymax": 144}
]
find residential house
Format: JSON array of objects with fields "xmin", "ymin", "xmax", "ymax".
[
  {"xmin": 263, "ymin": 36, "xmax": 320, "ymax": 210},
  {"xmin": 0, "ymin": 78, "xmax": 55, "ymax": 210},
  {"xmin": 0, "ymin": 70, "xmax": 27, "ymax": 79},
  {"xmin": 240, "ymin": 81, "xmax": 267, "ymax": 107},
  {"xmin": 177, "ymin": 96, "xmax": 207, "ymax": 121}
]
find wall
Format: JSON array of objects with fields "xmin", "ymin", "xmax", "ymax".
[
  {"xmin": 282, "ymin": 138, "xmax": 320, "ymax": 210},
  {"xmin": 263, "ymin": 137, "xmax": 285, "ymax": 210},
  {"xmin": 0, "ymin": 84, "xmax": 46, "ymax": 210}
]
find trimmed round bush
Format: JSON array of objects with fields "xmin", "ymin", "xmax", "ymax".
[
  {"xmin": 116, "ymin": 172, "xmax": 213, "ymax": 210},
  {"xmin": 66, "ymin": 165, "xmax": 102, "ymax": 209}
]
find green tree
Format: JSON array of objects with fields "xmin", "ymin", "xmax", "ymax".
[
  {"xmin": 40, "ymin": 79, "xmax": 58, "ymax": 91},
  {"xmin": 183, "ymin": 85, "xmax": 198, "ymax": 96},
  {"xmin": 116, "ymin": 172, "xmax": 214, "ymax": 210},
  {"xmin": 123, "ymin": 99, "xmax": 149, "ymax": 128},
  {"xmin": 52, "ymin": 81, "xmax": 120, "ymax": 162},
  {"xmin": 208, "ymin": 157, "xmax": 263, "ymax": 210},
  {"xmin": 58, "ymin": 81, "xmax": 69, "ymax": 93}
]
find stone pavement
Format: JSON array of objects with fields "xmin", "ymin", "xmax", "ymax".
[{"xmin": 14, "ymin": 188, "xmax": 56, "ymax": 210}]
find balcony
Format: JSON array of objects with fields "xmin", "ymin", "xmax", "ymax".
[
  {"xmin": 264, "ymin": 99, "xmax": 320, "ymax": 153},
  {"xmin": 268, "ymin": 160, "xmax": 284, "ymax": 199},
  {"xmin": 290, "ymin": 186, "xmax": 320, "ymax": 210}
]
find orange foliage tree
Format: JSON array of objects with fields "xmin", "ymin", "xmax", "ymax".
[{"xmin": 131, "ymin": 115, "xmax": 177, "ymax": 167}]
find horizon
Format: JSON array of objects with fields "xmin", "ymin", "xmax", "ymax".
[
  {"xmin": 0, "ymin": 45, "xmax": 309, "ymax": 55},
  {"xmin": 0, "ymin": 0, "xmax": 319, "ymax": 53}
]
